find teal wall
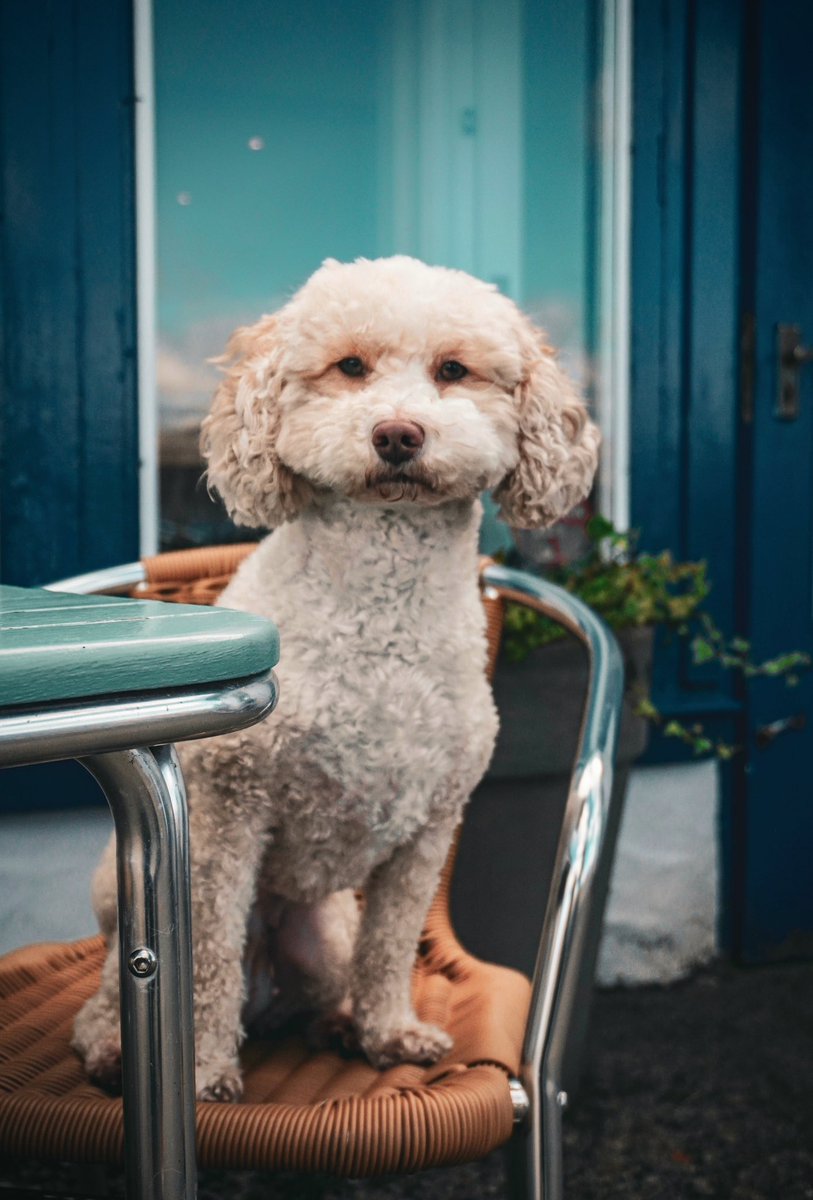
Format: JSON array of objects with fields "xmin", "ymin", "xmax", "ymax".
[
  {"xmin": 522, "ymin": 0, "xmax": 589, "ymax": 328},
  {"xmin": 154, "ymin": 0, "xmax": 591, "ymax": 345},
  {"xmin": 155, "ymin": 0, "xmax": 384, "ymax": 335}
]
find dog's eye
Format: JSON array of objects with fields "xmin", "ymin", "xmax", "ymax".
[
  {"xmin": 438, "ymin": 360, "xmax": 468, "ymax": 382},
  {"xmin": 337, "ymin": 357, "xmax": 367, "ymax": 377}
]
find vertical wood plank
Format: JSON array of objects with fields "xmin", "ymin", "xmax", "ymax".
[
  {"xmin": 630, "ymin": 0, "xmax": 743, "ymax": 704},
  {"xmin": 683, "ymin": 0, "xmax": 743, "ymax": 688},
  {"xmin": 0, "ymin": 0, "xmax": 138, "ymax": 587},
  {"xmin": 630, "ymin": 0, "xmax": 691, "ymax": 707},
  {"xmin": 630, "ymin": 0, "xmax": 689, "ymax": 561}
]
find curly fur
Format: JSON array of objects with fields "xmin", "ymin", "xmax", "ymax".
[
  {"xmin": 202, "ymin": 316, "xmax": 316, "ymax": 528},
  {"xmin": 493, "ymin": 319, "xmax": 601, "ymax": 527},
  {"xmin": 74, "ymin": 256, "xmax": 599, "ymax": 1101}
]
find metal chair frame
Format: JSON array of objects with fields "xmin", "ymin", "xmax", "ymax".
[{"xmin": 28, "ymin": 559, "xmax": 623, "ymax": 1200}]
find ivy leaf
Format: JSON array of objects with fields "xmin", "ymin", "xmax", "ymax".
[
  {"xmin": 499, "ymin": 513, "xmax": 809, "ymax": 765},
  {"xmin": 692, "ymin": 637, "xmax": 716, "ymax": 664},
  {"xmin": 586, "ymin": 514, "xmax": 617, "ymax": 543},
  {"xmin": 634, "ymin": 696, "xmax": 660, "ymax": 721}
]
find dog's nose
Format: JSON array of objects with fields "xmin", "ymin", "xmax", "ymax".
[{"xmin": 371, "ymin": 421, "xmax": 425, "ymax": 465}]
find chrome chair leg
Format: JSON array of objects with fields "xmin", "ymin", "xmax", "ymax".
[
  {"xmin": 504, "ymin": 1075, "xmax": 543, "ymax": 1200},
  {"xmin": 81, "ymin": 746, "xmax": 197, "ymax": 1200},
  {"xmin": 505, "ymin": 1098, "xmax": 544, "ymax": 1200}
]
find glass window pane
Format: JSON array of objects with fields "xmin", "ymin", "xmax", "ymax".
[{"xmin": 154, "ymin": 0, "xmax": 611, "ymax": 553}]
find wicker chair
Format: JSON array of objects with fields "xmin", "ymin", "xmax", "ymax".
[{"xmin": 0, "ymin": 545, "xmax": 623, "ymax": 1200}]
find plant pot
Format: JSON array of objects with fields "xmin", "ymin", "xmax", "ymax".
[
  {"xmin": 450, "ymin": 625, "xmax": 654, "ymax": 1092},
  {"xmin": 487, "ymin": 624, "xmax": 652, "ymax": 778}
]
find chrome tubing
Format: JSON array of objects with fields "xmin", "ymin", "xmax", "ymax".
[
  {"xmin": 482, "ymin": 565, "xmax": 624, "ymax": 1200},
  {"xmin": 0, "ymin": 672, "xmax": 278, "ymax": 768},
  {"xmin": 45, "ymin": 561, "xmax": 148, "ymax": 595},
  {"xmin": 81, "ymin": 746, "xmax": 196, "ymax": 1200}
]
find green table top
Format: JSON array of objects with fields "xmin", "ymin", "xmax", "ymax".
[{"xmin": 0, "ymin": 585, "xmax": 279, "ymax": 708}]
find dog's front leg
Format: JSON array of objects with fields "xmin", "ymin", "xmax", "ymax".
[
  {"xmin": 189, "ymin": 801, "xmax": 271, "ymax": 1102},
  {"xmin": 352, "ymin": 813, "xmax": 458, "ymax": 1069},
  {"xmin": 71, "ymin": 833, "xmax": 124, "ymax": 1089}
]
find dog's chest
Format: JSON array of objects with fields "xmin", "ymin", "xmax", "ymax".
[
  {"xmin": 275, "ymin": 625, "xmax": 495, "ymax": 793},
  {"xmin": 266, "ymin": 787, "xmax": 429, "ymax": 898},
  {"xmin": 218, "ymin": 510, "xmax": 498, "ymax": 892},
  {"xmin": 262, "ymin": 620, "xmax": 497, "ymax": 896}
]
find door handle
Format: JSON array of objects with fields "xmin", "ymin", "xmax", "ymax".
[
  {"xmin": 776, "ymin": 324, "xmax": 813, "ymax": 420},
  {"xmin": 755, "ymin": 711, "xmax": 806, "ymax": 749}
]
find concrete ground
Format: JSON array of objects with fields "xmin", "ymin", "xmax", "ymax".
[{"xmin": 562, "ymin": 958, "xmax": 813, "ymax": 1199}]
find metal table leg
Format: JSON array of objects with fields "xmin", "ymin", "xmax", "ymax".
[
  {"xmin": 81, "ymin": 746, "xmax": 197, "ymax": 1200},
  {"xmin": 0, "ymin": 671, "xmax": 277, "ymax": 1194}
]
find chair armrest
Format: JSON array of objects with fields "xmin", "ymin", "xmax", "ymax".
[
  {"xmin": 45, "ymin": 561, "xmax": 147, "ymax": 595},
  {"xmin": 481, "ymin": 564, "xmax": 624, "ymax": 1196}
]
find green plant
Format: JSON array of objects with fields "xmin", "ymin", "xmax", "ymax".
[{"xmin": 502, "ymin": 515, "xmax": 810, "ymax": 758}]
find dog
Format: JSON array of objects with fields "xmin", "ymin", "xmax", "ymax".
[{"xmin": 73, "ymin": 255, "xmax": 599, "ymax": 1101}]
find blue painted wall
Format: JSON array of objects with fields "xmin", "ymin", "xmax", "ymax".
[{"xmin": 0, "ymin": 0, "xmax": 139, "ymax": 589}]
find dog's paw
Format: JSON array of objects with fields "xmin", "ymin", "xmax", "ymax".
[
  {"xmin": 361, "ymin": 1021, "xmax": 453, "ymax": 1070},
  {"xmin": 307, "ymin": 1009, "xmax": 360, "ymax": 1055},
  {"xmin": 72, "ymin": 991, "xmax": 122, "ymax": 1092},
  {"xmin": 196, "ymin": 1063, "xmax": 243, "ymax": 1103},
  {"xmin": 78, "ymin": 1037, "xmax": 123, "ymax": 1094}
]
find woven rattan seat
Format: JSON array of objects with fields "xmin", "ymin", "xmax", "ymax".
[{"xmin": 0, "ymin": 892, "xmax": 529, "ymax": 1174}]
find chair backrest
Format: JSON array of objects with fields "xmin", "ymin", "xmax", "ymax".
[{"xmin": 135, "ymin": 543, "xmax": 507, "ymax": 683}]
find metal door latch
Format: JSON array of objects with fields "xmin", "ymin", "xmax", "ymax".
[
  {"xmin": 776, "ymin": 325, "xmax": 813, "ymax": 420},
  {"xmin": 755, "ymin": 711, "xmax": 806, "ymax": 748}
]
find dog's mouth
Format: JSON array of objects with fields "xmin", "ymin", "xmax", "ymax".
[{"xmin": 363, "ymin": 465, "xmax": 438, "ymax": 500}]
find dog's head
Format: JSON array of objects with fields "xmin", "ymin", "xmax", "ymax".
[{"xmin": 202, "ymin": 256, "xmax": 599, "ymax": 529}]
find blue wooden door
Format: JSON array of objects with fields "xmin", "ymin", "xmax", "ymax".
[
  {"xmin": 738, "ymin": 0, "xmax": 813, "ymax": 960},
  {"xmin": 629, "ymin": 0, "xmax": 813, "ymax": 960}
]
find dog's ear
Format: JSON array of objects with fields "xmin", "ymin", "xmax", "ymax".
[
  {"xmin": 201, "ymin": 314, "xmax": 313, "ymax": 529},
  {"xmin": 493, "ymin": 318, "xmax": 600, "ymax": 529}
]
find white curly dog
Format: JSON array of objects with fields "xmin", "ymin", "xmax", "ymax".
[{"xmin": 74, "ymin": 255, "xmax": 599, "ymax": 1101}]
